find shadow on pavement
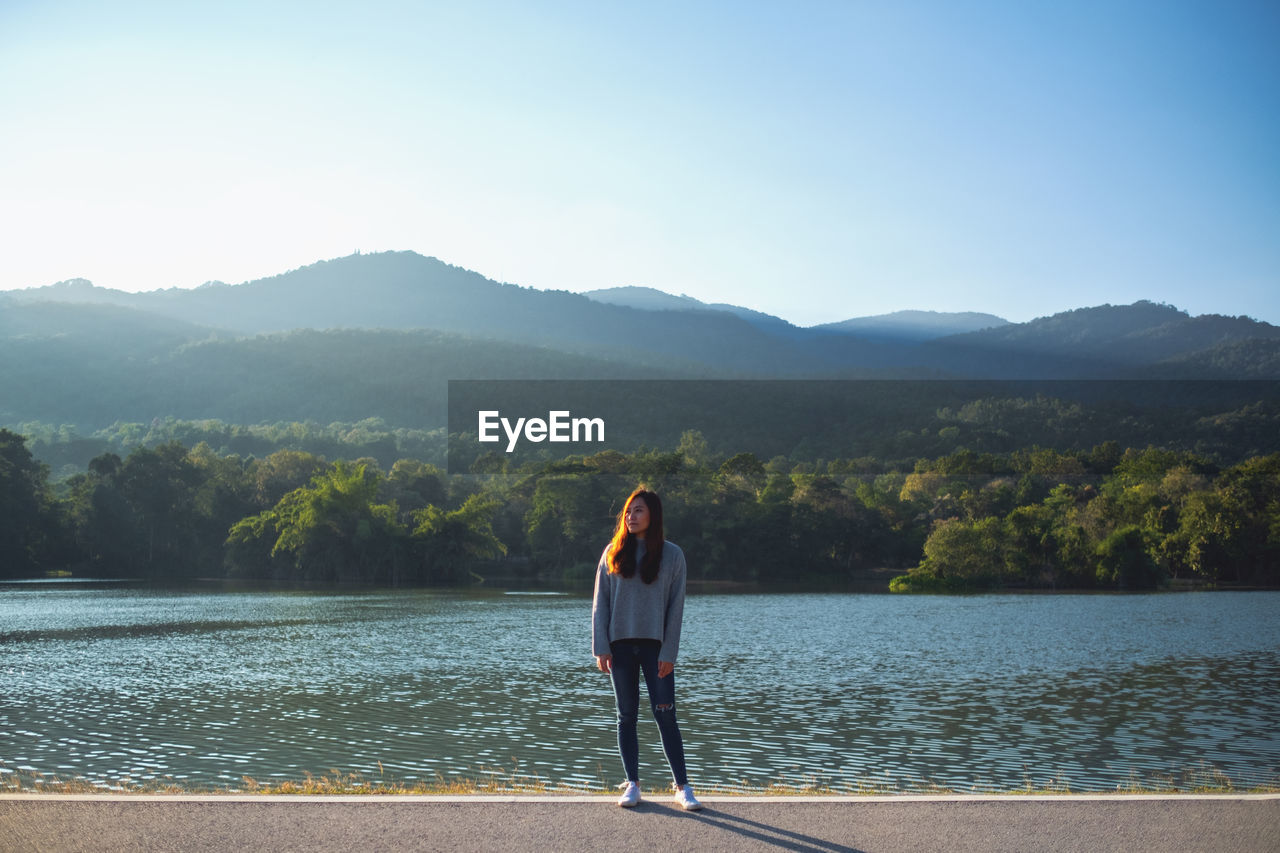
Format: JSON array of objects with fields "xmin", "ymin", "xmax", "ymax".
[{"xmin": 627, "ymin": 802, "xmax": 865, "ymax": 853}]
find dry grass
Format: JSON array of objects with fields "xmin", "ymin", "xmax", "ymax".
[
  {"xmin": 2, "ymin": 771, "xmax": 194, "ymax": 795},
  {"xmin": 240, "ymin": 763, "xmax": 570, "ymax": 796},
  {"xmin": 1109, "ymin": 762, "xmax": 1275, "ymax": 795}
]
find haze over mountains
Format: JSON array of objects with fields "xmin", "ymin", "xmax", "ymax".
[
  {"xmin": 3, "ymin": 250, "xmax": 1278, "ymax": 431},
  {"xmin": 584, "ymin": 285, "xmax": 1010, "ymax": 342}
]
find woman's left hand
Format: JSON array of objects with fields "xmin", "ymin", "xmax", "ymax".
[{"xmin": 658, "ymin": 661, "xmax": 674, "ymax": 679}]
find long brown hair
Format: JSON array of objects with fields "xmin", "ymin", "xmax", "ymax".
[{"xmin": 606, "ymin": 488, "xmax": 665, "ymax": 584}]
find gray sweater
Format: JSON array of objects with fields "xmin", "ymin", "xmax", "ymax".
[{"xmin": 591, "ymin": 539, "xmax": 687, "ymax": 663}]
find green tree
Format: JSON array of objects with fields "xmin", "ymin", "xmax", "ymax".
[
  {"xmin": 0, "ymin": 429, "xmax": 58, "ymax": 577},
  {"xmin": 269, "ymin": 461, "xmax": 402, "ymax": 582},
  {"xmin": 249, "ymin": 449, "xmax": 328, "ymax": 509},
  {"xmin": 65, "ymin": 443, "xmax": 206, "ymax": 576},
  {"xmin": 896, "ymin": 516, "xmax": 1009, "ymax": 590},
  {"xmin": 524, "ymin": 473, "xmax": 613, "ymax": 569},
  {"xmin": 65, "ymin": 453, "xmax": 137, "ymax": 574},
  {"xmin": 1004, "ymin": 504, "xmax": 1058, "ymax": 587},
  {"xmin": 1095, "ymin": 525, "xmax": 1161, "ymax": 589},
  {"xmin": 1174, "ymin": 455, "xmax": 1280, "ymax": 584},
  {"xmin": 715, "ymin": 452, "xmax": 767, "ymax": 501},
  {"xmin": 115, "ymin": 442, "xmax": 205, "ymax": 574},
  {"xmin": 412, "ymin": 493, "xmax": 507, "ymax": 583},
  {"xmin": 186, "ymin": 442, "xmax": 256, "ymax": 575},
  {"xmin": 383, "ymin": 459, "xmax": 447, "ymax": 512}
]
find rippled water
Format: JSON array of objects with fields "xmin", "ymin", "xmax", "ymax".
[{"xmin": 1, "ymin": 583, "xmax": 1277, "ymax": 792}]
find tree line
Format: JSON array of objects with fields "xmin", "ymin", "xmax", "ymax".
[
  {"xmin": 2, "ymin": 426, "xmax": 1278, "ymax": 590},
  {"xmin": 14, "ymin": 417, "xmax": 446, "ymax": 480}
]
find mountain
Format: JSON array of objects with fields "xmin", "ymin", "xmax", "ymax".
[
  {"xmin": 0, "ymin": 297, "xmax": 218, "ymax": 347},
  {"xmin": 4, "ymin": 253, "xmax": 1278, "ymax": 401},
  {"xmin": 1140, "ymin": 338, "xmax": 1280, "ymax": 379},
  {"xmin": 813, "ymin": 310, "xmax": 1009, "ymax": 341},
  {"xmin": 583, "ymin": 286, "xmax": 708, "ymax": 313},
  {"xmin": 581, "ymin": 287, "xmax": 1010, "ymax": 343},
  {"xmin": 2, "ymin": 253, "xmax": 1278, "ymax": 466},
  {"xmin": 583, "ymin": 285, "xmax": 805, "ymax": 338},
  {"xmin": 912, "ymin": 302, "xmax": 1280, "ymax": 378},
  {"xmin": 0, "ymin": 317, "xmax": 674, "ymax": 429},
  {"xmin": 9, "ymin": 253, "xmax": 845, "ymax": 375}
]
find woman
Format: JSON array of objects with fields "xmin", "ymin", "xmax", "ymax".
[{"xmin": 591, "ymin": 487, "xmax": 703, "ymax": 810}]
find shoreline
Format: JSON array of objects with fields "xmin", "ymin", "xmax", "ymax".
[
  {"xmin": 6, "ymin": 771, "xmax": 1277, "ymax": 799},
  {"xmin": 6, "ymin": 573, "xmax": 1280, "ymax": 593},
  {"xmin": 4, "ymin": 791, "xmax": 1279, "ymax": 801}
]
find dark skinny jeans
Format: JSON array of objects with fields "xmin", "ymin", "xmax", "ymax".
[{"xmin": 609, "ymin": 638, "xmax": 689, "ymax": 788}]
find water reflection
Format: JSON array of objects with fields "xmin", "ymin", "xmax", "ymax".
[{"xmin": 1, "ymin": 586, "xmax": 1277, "ymax": 791}]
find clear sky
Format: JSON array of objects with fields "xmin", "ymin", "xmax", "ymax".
[{"xmin": 2, "ymin": 0, "xmax": 1277, "ymax": 327}]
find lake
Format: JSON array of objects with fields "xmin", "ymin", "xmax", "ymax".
[{"xmin": 1, "ymin": 583, "xmax": 1277, "ymax": 793}]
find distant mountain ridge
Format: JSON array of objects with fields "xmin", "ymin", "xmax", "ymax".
[
  {"xmin": 813, "ymin": 309, "xmax": 1009, "ymax": 341},
  {"xmin": 4, "ymin": 251, "xmax": 1278, "ymax": 389},
  {"xmin": 24, "ymin": 261, "xmax": 1008, "ymax": 342},
  {"xmin": 9, "ymin": 253, "xmax": 828, "ymax": 375},
  {"xmin": 582, "ymin": 285, "xmax": 806, "ymax": 338},
  {"xmin": 582, "ymin": 287, "xmax": 1009, "ymax": 342},
  {"xmin": 910, "ymin": 302, "xmax": 1280, "ymax": 378}
]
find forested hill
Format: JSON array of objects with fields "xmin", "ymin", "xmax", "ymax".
[
  {"xmin": 8, "ymin": 250, "xmax": 1279, "ymax": 381},
  {"xmin": 4, "ymin": 251, "xmax": 1280, "ymax": 436},
  {"xmin": 8, "ymin": 253, "xmax": 857, "ymax": 376},
  {"xmin": 0, "ymin": 320, "xmax": 675, "ymax": 430},
  {"xmin": 913, "ymin": 303, "xmax": 1280, "ymax": 378}
]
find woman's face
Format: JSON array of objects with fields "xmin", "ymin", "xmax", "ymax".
[{"xmin": 625, "ymin": 498, "xmax": 651, "ymax": 535}]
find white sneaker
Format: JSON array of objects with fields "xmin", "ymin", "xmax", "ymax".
[
  {"xmin": 674, "ymin": 785, "xmax": 703, "ymax": 811},
  {"xmin": 617, "ymin": 781, "xmax": 641, "ymax": 807}
]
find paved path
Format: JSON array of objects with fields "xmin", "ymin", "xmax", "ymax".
[{"xmin": 2, "ymin": 793, "xmax": 1277, "ymax": 852}]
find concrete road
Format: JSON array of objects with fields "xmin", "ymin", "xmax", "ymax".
[{"xmin": 2, "ymin": 794, "xmax": 1277, "ymax": 853}]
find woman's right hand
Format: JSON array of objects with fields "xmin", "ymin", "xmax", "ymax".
[{"xmin": 595, "ymin": 654, "xmax": 612, "ymax": 673}]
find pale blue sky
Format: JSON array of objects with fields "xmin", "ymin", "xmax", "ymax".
[{"xmin": 2, "ymin": 0, "xmax": 1276, "ymax": 326}]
